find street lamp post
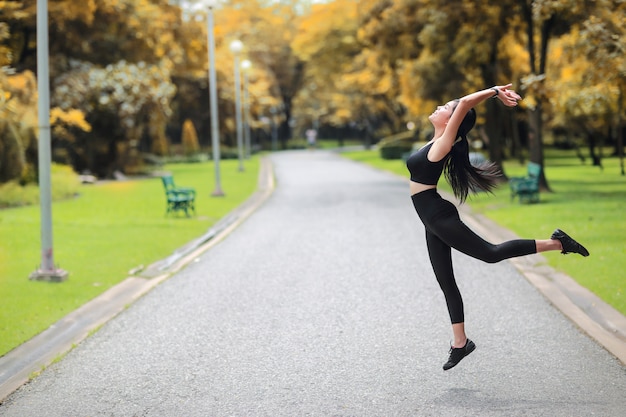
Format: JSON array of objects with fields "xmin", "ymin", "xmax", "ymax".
[
  {"xmin": 30, "ymin": 0, "xmax": 68, "ymax": 282},
  {"xmin": 206, "ymin": 0, "xmax": 224, "ymax": 196},
  {"xmin": 241, "ymin": 59, "xmax": 252, "ymax": 159},
  {"xmin": 230, "ymin": 39, "xmax": 244, "ymax": 172}
]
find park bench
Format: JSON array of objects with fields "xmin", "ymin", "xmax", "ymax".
[
  {"xmin": 161, "ymin": 175, "xmax": 196, "ymax": 216},
  {"xmin": 509, "ymin": 162, "xmax": 541, "ymax": 203}
]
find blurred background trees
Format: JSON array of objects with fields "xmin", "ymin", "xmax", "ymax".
[{"xmin": 0, "ymin": 0, "xmax": 624, "ymax": 184}]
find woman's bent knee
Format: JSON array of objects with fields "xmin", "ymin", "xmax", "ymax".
[{"xmin": 469, "ymin": 247, "xmax": 502, "ymax": 264}]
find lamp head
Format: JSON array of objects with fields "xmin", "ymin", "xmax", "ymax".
[{"xmin": 230, "ymin": 40, "xmax": 244, "ymax": 54}]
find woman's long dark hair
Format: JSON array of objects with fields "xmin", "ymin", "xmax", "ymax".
[{"xmin": 444, "ymin": 106, "xmax": 502, "ymax": 203}]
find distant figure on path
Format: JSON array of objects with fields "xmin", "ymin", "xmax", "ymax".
[
  {"xmin": 405, "ymin": 84, "xmax": 589, "ymax": 371},
  {"xmin": 306, "ymin": 128, "xmax": 317, "ymax": 149}
]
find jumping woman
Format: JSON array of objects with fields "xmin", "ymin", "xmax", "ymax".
[{"xmin": 406, "ymin": 84, "xmax": 589, "ymax": 371}]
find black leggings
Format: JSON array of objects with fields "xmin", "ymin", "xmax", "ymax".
[{"xmin": 411, "ymin": 189, "xmax": 536, "ymax": 324}]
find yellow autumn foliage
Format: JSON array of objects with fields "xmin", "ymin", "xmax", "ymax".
[{"xmin": 50, "ymin": 108, "xmax": 92, "ymax": 133}]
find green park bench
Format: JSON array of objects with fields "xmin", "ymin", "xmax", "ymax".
[
  {"xmin": 161, "ymin": 175, "xmax": 196, "ymax": 216},
  {"xmin": 509, "ymin": 162, "xmax": 541, "ymax": 203}
]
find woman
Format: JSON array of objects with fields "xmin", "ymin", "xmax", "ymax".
[{"xmin": 406, "ymin": 84, "xmax": 589, "ymax": 371}]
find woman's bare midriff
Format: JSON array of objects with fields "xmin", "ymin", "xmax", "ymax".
[{"xmin": 410, "ymin": 180, "xmax": 436, "ymax": 196}]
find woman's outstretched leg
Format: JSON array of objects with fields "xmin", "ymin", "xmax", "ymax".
[
  {"xmin": 434, "ymin": 216, "xmax": 590, "ymax": 260},
  {"xmin": 432, "ymin": 214, "xmax": 537, "ymax": 263}
]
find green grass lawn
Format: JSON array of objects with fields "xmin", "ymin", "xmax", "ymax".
[
  {"xmin": 0, "ymin": 158, "xmax": 260, "ymax": 356},
  {"xmin": 342, "ymin": 148, "xmax": 626, "ymax": 317}
]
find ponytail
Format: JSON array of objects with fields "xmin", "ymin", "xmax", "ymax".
[{"xmin": 444, "ymin": 108, "xmax": 502, "ymax": 203}]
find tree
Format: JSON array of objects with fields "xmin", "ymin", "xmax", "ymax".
[
  {"xmin": 548, "ymin": 0, "xmax": 626, "ymax": 174},
  {"xmin": 393, "ymin": 0, "xmax": 528, "ymax": 173},
  {"xmin": 518, "ymin": 0, "xmax": 597, "ymax": 189},
  {"xmin": 52, "ymin": 60, "xmax": 176, "ymax": 176},
  {"xmin": 2, "ymin": 0, "xmax": 99, "ymax": 71},
  {"xmin": 345, "ymin": 0, "xmax": 530, "ymax": 163},
  {"xmin": 172, "ymin": 0, "xmax": 291, "ymax": 150},
  {"xmin": 0, "ymin": 67, "xmax": 90, "ymax": 184},
  {"xmin": 291, "ymin": 0, "xmax": 364, "ymax": 139},
  {"xmin": 0, "ymin": 1, "xmax": 23, "ymax": 68},
  {"xmin": 1, "ymin": 0, "xmax": 185, "ymax": 176},
  {"xmin": 4, "ymin": 0, "xmax": 621, "ymax": 182},
  {"xmin": 0, "ymin": 69, "xmax": 38, "ymax": 183},
  {"xmin": 225, "ymin": 0, "xmax": 305, "ymax": 146},
  {"xmin": 352, "ymin": 0, "xmax": 415, "ymax": 136}
]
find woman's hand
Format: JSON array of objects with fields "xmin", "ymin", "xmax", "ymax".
[{"xmin": 493, "ymin": 84, "xmax": 522, "ymax": 107}]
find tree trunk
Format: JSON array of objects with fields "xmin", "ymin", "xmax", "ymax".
[
  {"xmin": 527, "ymin": 102, "xmax": 551, "ymax": 191},
  {"xmin": 587, "ymin": 133, "xmax": 602, "ymax": 168},
  {"xmin": 510, "ymin": 110, "xmax": 524, "ymax": 163},
  {"xmin": 618, "ymin": 125, "xmax": 624, "ymax": 176},
  {"xmin": 480, "ymin": 46, "xmax": 506, "ymax": 177},
  {"xmin": 520, "ymin": 0, "xmax": 554, "ymax": 190},
  {"xmin": 278, "ymin": 98, "xmax": 293, "ymax": 149},
  {"xmin": 618, "ymin": 91, "xmax": 624, "ymax": 176},
  {"xmin": 485, "ymin": 100, "xmax": 505, "ymax": 173},
  {"xmin": 11, "ymin": 122, "xmax": 27, "ymax": 175}
]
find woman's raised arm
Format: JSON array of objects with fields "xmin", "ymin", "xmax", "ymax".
[{"xmin": 429, "ymin": 84, "xmax": 521, "ymax": 160}]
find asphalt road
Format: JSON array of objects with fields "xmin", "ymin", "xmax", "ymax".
[{"xmin": 2, "ymin": 150, "xmax": 625, "ymax": 416}]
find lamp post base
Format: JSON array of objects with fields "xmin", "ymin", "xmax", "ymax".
[
  {"xmin": 211, "ymin": 189, "xmax": 225, "ymax": 197},
  {"xmin": 29, "ymin": 268, "xmax": 69, "ymax": 282}
]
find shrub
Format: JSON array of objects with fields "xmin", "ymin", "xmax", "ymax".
[
  {"xmin": 0, "ymin": 163, "xmax": 80, "ymax": 208},
  {"xmin": 287, "ymin": 139, "xmax": 307, "ymax": 150},
  {"xmin": 181, "ymin": 119, "xmax": 200, "ymax": 156},
  {"xmin": 380, "ymin": 143, "xmax": 414, "ymax": 160},
  {"xmin": 378, "ymin": 130, "xmax": 416, "ymax": 160},
  {"xmin": 219, "ymin": 147, "xmax": 240, "ymax": 159}
]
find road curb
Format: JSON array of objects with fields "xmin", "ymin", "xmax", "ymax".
[{"xmin": 0, "ymin": 157, "xmax": 275, "ymax": 403}]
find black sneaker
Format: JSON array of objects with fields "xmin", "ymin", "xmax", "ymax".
[
  {"xmin": 443, "ymin": 339, "xmax": 476, "ymax": 371},
  {"xmin": 551, "ymin": 229, "xmax": 589, "ymax": 256}
]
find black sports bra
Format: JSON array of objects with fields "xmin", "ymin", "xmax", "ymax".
[{"xmin": 405, "ymin": 142, "xmax": 449, "ymax": 185}]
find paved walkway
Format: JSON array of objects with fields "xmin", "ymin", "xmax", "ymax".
[{"xmin": 1, "ymin": 150, "xmax": 625, "ymax": 416}]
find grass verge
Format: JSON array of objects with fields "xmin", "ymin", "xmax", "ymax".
[
  {"xmin": 0, "ymin": 157, "xmax": 260, "ymax": 357},
  {"xmin": 342, "ymin": 147, "xmax": 625, "ymax": 317}
]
